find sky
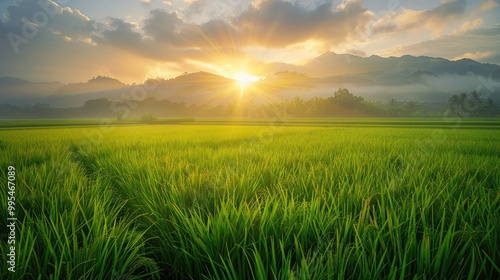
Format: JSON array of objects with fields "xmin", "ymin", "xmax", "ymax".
[{"xmin": 0, "ymin": 0, "xmax": 499, "ymax": 84}]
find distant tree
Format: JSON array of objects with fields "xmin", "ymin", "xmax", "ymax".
[
  {"xmin": 33, "ymin": 103, "xmax": 51, "ymax": 109},
  {"xmin": 226, "ymin": 96, "xmax": 255, "ymax": 117},
  {"xmin": 140, "ymin": 113, "xmax": 157, "ymax": 122},
  {"xmin": 447, "ymin": 90, "xmax": 500, "ymax": 117},
  {"xmin": 332, "ymin": 88, "xmax": 364, "ymax": 109},
  {"xmin": 405, "ymin": 101, "xmax": 417, "ymax": 112},
  {"xmin": 481, "ymin": 97, "xmax": 498, "ymax": 117},
  {"xmin": 117, "ymin": 111, "xmax": 124, "ymax": 121},
  {"xmin": 305, "ymin": 97, "xmax": 323, "ymax": 116},
  {"xmin": 387, "ymin": 98, "xmax": 401, "ymax": 116},
  {"xmin": 464, "ymin": 91, "xmax": 482, "ymax": 115},
  {"xmin": 362, "ymin": 100, "xmax": 385, "ymax": 116},
  {"xmin": 287, "ymin": 96, "xmax": 306, "ymax": 116},
  {"xmin": 83, "ymin": 98, "xmax": 112, "ymax": 111},
  {"xmin": 321, "ymin": 88, "xmax": 365, "ymax": 116},
  {"xmin": 449, "ymin": 94, "xmax": 461, "ymax": 108}
]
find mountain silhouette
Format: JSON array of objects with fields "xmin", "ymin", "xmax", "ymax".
[
  {"xmin": 1, "ymin": 54, "xmax": 500, "ymax": 106},
  {"xmin": 0, "ymin": 77, "xmax": 63, "ymax": 105},
  {"xmin": 53, "ymin": 76, "xmax": 127, "ymax": 95},
  {"xmin": 296, "ymin": 52, "xmax": 500, "ymax": 83}
]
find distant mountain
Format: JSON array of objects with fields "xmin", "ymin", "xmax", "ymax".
[
  {"xmin": 168, "ymin": 71, "xmax": 229, "ymax": 83},
  {"xmin": 53, "ymin": 76, "xmax": 127, "ymax": 95},
  {"xmin": 1, "ymin": 53, "xmax": 500, "ymax": 107},
  {"xmin": 0, "ymin": 77, "xmax": 63, "ymax": 105},
  {"xmin": 260, "ymin": 53, "xmax": 500, "ymax": 102},
  {"xmin": 256, "ymin": 71, "xmax": 318, "ymax": 88},
  {"xmin": 39, "ymin": 76, "xmax": 131, "ymax": 107},
  {"xmin": 295, "ymin": 52, "xmax": 500, "ymax": 84},
  {"xmin": 0, "ymin": 76, "xmax": 30, "ymax": 86},
  {"xmin": 145, "ymin": 72, "xmax": 240, "ymax": 105},
  {"xmin": 397, "ymin": 71, "xmax": 438, "ymax": 85}
]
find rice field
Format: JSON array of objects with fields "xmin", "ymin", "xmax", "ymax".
[{"xmin": 1, "ymin": 120, "xmax": 499, "ymax": 279}]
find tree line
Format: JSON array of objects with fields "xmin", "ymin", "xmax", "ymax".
[
  {"xmin": 0, "ymin": 89, "xmax": 497, "ymax": 119},
  {"xmin": 228, "ymin": 89, "xmax": 498, "ymax": 118}
]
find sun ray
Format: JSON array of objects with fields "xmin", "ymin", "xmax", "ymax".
[{"xmin": 234, "ymin": 72, "xmax": 260, "ymax": 89}]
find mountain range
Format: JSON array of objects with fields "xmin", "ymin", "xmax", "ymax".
[{"xmin": 1, "ymin": 53, "xmax": 500, "ymax": 107}]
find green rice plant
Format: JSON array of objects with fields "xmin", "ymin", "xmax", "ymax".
[
  {"xmin": 0, "ymin": 132, "xmax": 160, "ymax": 280},
  {"xmin": 1, "ymin": 122, "xmax": 499, "ymax": 279}
]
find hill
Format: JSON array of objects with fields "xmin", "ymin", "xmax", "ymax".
[{"xmin": 1, "ymin": 53, "xmax": 500, "ymax": 106}]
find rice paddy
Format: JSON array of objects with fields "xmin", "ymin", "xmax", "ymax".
[{"xmin": 1, "ymin": 119, "xmax": 499, "ymax": 279}]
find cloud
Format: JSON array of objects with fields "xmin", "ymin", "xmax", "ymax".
[
  {"xmin": 1, "ymin": 0, "xmax": 498, "ymax": 85},
  {"xmin": 452, "ymin": 18, "xmax": 484, "ymax": 35},
  {"xmin": 0, "ymin": 0, "xmax": 95, "ymax": 45},
  {"xmin": 184, "ymin": 0, "xmax": 209, "ymax": 18},
  {"xmin": 184, "ymin": 0, "xmax": 250, "ymax": 21},
  {"xmin": 141, "ymin": 0, "xmax": 152, "ymax": 6},
  {"xmin": 372, "ymin": 0, "xmax": 467, "ymax": 36},
  {"xmin": 236, "ymin": 0, "xmax": 372, "ymax": 47},
  {"xmin": 345, "ymin": 48, "xmax": 367, "ymax": 57},
  {"xmin": 98, "ymin": 9, "xmax": 244, "ymax": 63},
  {"xmin": 99, "ymin": 1, "xmax": 374, "ymax": 59},
  {"xmin": 99, "ymin": 16, "xmax": 195, "ymax": 62},
  {"xmin": 100, "ymin": 18, "xmax": 145, "ymax": 51},
  {"xmin": 182, "ymin": 19, "xmax": 241, "ymax": 48},
  {"xmin": 384, "ymin": 25, "xmax": 500, "ymax": 65},
  {"xmin": 143, "ymin": 9, "xmax": 183, "ymax": 42},
  {"xmin": 479, "ymin": 0, "xmax": 499, "ymax": 11},
  {"xmin": 0, "ymin": 0, "xmax": 160, "ymax": 83},
  {"xmin": 0, "ymin": 0, "xmax": 376, "ymax": 81},
  {"xmin": 0, "ymin": 0, "xmax": 96, "ymax": 57},
  {"xmin": 140, "ymin": 9, "xmax": 240, "ymax": 50},
  {"xmin": 453, "ymin": 51, "xmax": 494, "ymax": 61}
]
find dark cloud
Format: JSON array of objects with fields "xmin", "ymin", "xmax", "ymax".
[
  {"xmin": 181, "ymin": 19, "xmax": 241, "ymax": 48},
  {"xmin": 143, "ymin": 9, "xmax": 182, "ymax": 42},
  {"xmin": 141, "ymin": 9, "xmax": 240, "ymax": 49},
  {"xmin": 1, "ymin": 0, "xmax": 374, "ymax": 65},
  {"xmin": 0, "ymin": 0, "xmax": 153, "ymax": 83},
  {"xmin": 236, "ymin": 0, "xmax": 372, "ymax": 47},
  {"xmin": 100, "ymin": 16, "xmax": 185, "ymax": 61},
  {"xmin": 98, "ymin": 9, "xmax": 243, "ymax": 62},
  {"xmin": 96, "ymin": 1, "xmax": 373, "ymax": 61},
  {"xmin": 102, "ymin": 18, "xmax": 143, "ymax": 47},
  {"xmin": 1, "ymin": 0, "xmax": 95, "ymax": 40}
]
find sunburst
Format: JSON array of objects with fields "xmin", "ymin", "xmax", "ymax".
[{"xmin": 234, "ymin": 72, "xmax": 260, "ymax": 89}]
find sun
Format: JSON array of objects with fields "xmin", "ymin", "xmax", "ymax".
[{"xmin": 234, "ymin": 72, "xmax": 260, "ymax": 88}]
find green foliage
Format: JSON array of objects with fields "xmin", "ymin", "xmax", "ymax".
[
  {"xmin": 1, "ymin": 124, "xmax": 499, "ymax": 279},
  {"xmin": 140, "ymin": 113, "xmax": 157, "ymax": 123},
  {"xmin": 0, "ymin": 132, "xmax": 159, "ymax": 280},
  {"xmin": 117, "ymin": 111, "xmax": 125, "ymax": 121},
  {"xmin": 247, "ymin": 89, "xmax": 442, "ymax": 118},
  {"xmin": 448, "ymin": 91, "xmax": 499, "ymax": 117}
]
